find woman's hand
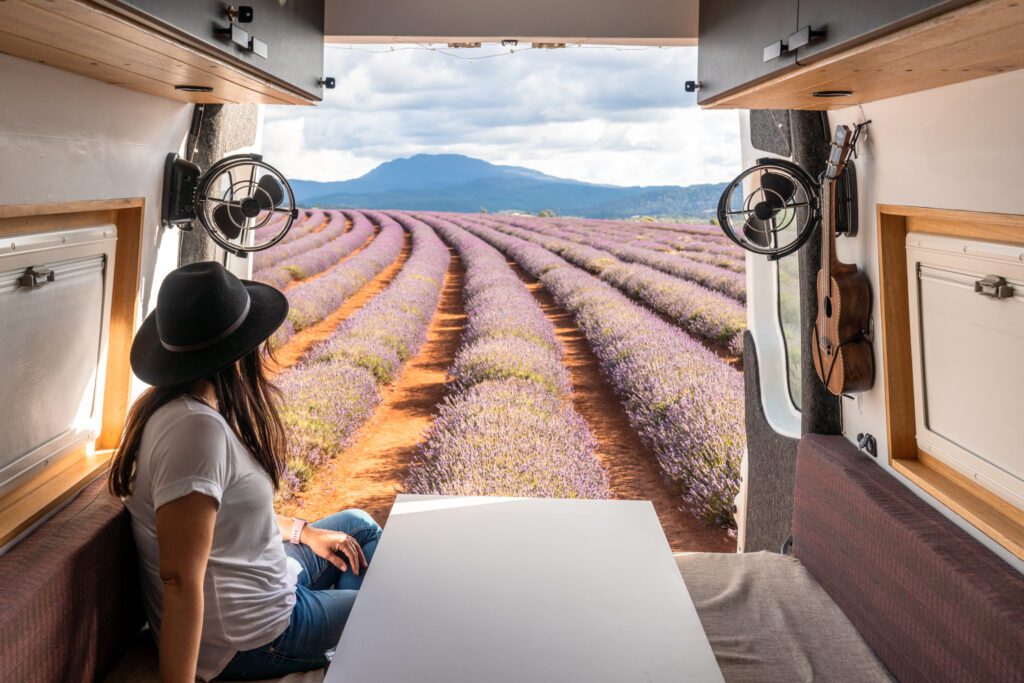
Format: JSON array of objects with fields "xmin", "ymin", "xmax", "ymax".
[{"xmin": 301, "ymin": 525, "xmax": 367, "ymax": 576}]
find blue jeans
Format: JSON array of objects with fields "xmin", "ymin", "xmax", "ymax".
[{"xmin": 216, "ymin": 509, "xmax": 382, "ymax": 681}]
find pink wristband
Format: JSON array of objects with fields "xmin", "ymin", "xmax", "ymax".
[{"xmin": 289, "ymin": 517, "xmax": 307, "ymax": 545}]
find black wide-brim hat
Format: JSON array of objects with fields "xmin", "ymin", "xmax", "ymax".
[{"xmin": 130, "ymin": 261, "xmax": 288, "ymax": 388}]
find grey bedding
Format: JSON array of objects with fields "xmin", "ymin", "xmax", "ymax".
[{"xmin": 676, "ymin": 551, "xmax": 893, "ymax": 683}]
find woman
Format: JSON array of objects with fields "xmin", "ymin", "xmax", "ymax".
[{"xmin": 109, "ymin": 261, "xmax": 382, "ymax": 682}]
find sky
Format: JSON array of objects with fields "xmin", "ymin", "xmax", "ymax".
[{"xmin": 262, "ymin": 44, "xmax": 741, "ymax": 188}]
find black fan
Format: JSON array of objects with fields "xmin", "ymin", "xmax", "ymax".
[
  {"xmin": 716, "ymin": 158, "xmax": 818, "ymax": 260},
  {"xmin": 161, "ymin": 153, "xmax": 298, "ymax": 256}
]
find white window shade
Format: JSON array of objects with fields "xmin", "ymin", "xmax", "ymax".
[
  {"xmin": 0, "ymin": 226, "xmax": 116, "ymax": 497},
  {"xmin": 907, "ymin": 232, "xmax": 1024, "ymax": 510}
]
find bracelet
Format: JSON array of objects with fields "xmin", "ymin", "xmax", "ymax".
[{"xmin": 289, "ymin": 517, "xmax": 307, "ymax": 545}]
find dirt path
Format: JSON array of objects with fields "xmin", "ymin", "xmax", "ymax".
[
  {"xmin": 271, "ymin": 232, "xmax": 411, "ymax": 374},
  {"xmin": 278, "ymin": 252, "xmax": 467, "ymax": 526},
  {"xmin": 513, "ymin": 263, "xmax": 735, "ymax": 553}
]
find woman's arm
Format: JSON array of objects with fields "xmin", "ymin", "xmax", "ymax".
[
  {"xmin": 275, "ymin": 513, "xmax": 366, "ymax": 575},
  {"xmin": 156, "ymin": 493, "xmax": 218, "ymax": 683}
]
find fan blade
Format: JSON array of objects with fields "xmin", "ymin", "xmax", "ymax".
[
  {"xmin": 213, "ymin": 203, "xmax": 245, "ymax": 240},
  {"xmin": 743, "ymin": 215, "xmax": 773, "ymax": 247},
  {"xmin": 256, "ymin": 174, "xmax": 285, "ymax": 210},
  {"xmin": 760, "ymin": 171, "xmax": 796, "ymax": 209}
]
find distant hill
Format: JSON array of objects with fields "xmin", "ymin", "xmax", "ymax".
[{"xmin": 289, "ymin": 154, "xmax": 728, "ymax": 219}]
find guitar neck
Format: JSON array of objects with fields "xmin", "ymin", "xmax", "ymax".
[{"xmin": 820, "ymin": 178, "xmax": 839, "ymax": 274}]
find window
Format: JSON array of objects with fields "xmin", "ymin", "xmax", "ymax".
[{"xmin": 776, "ymin": 252, "xmax": 801, "ymax": 410}]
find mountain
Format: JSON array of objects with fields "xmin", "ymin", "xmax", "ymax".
[{"xmin": 290, "ymin": 154, "xmax": 727, "ymax": 219}]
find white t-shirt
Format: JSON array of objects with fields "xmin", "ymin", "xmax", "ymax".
[{"xmin": 124, "ymin": 396, "xmax": 298, "ymax": 681}]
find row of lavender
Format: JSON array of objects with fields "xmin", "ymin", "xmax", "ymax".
[
  {"xmin": 552, "ymin": 217, "xmax": 745, "ymax": 273},
  {"xmin": 254, "ymin": 209, "xmax": 337, "ymax": 271},
  {"xmin": 461, "ymin": 215, "xmax": 746, "ymax": 355},
  {"xmin": 255, "ymin": 210, "xmax": 375, "ymax": 290},
  {"xmin": 274, "ymin": 213, "xmax": 450, "ymax": 495},
  {"xmin": 493, "ymin": 215, "xmax": 747, "ymax": 302},
  {"xmin": 457, "ymin": 217, "xmax": 744, "ymax": 528},
  {"xmin": 254, "ymin": 209, "xmax": 320, "ymax": 249},
  {"xmin": 405, "ymin": 214, "xmax": 609, "ymax": 499},
  {"xmin": 267, "ymin": 211, "xmax": 405, "ymax": 349}
]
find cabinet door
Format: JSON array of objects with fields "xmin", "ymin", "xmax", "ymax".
[
  {"xmin": 697, "ymin": 0, "xmax": 799, "ymax": 104},
  {"xmin": 115, "ymin": 0, "xmax": 324, "ymax": 98},
  {"xmin": 795, "ymin": 0, "xmax": 970, "ymax": 61}
]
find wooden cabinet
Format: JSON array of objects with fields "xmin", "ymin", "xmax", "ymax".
[
  {"xmin": 696, "ymin": 0, "xmax": 979, "ymax": 106},
  {"xmin": 697, "ymin": 0, "xmax": 797, "ymax": 103},
  {"xmin": 794, "ymin": 0, "xmax": 967, "ymax": 61},
  {"xmin": 0, "ymin": 0, "xmax": 324, "ymax": 104},
  {"xmin": 110, "ymin": 0, "xmax": 325, "ymax": 99}
]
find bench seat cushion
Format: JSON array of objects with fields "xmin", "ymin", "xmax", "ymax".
[
  {"xmin": 103, "ymin": 629, "xmax": 325, "ymax": 683},
  {"xmin": 676, "ymin": 551, "xmax": 893, "ymax": 683},
  {"xmin": 0, "ymin": 476, "xmax": 144, "ymax": 682}
]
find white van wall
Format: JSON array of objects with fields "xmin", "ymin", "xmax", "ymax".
[
  {"xmin": 0, "ymin": 53, "xmax": 192, "ymax": 398},
  {"xmin": 739, "ymin": 69, "xmax": 1024, "ymax": 571},
  {"xmin": 826, "ymin": 69, "xmax": 1024, "ymax": 572}
]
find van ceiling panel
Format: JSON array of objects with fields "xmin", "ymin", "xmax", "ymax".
[{"xmin": 324, "ymin": 0, "xmax": 699, "ymax": 46}]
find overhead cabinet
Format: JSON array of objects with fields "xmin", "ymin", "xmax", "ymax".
[
  {"xmin": 107, "ymin": 0, "xmax": 325, "ymax": 99},
  {"xmin": 0, "ymin": 0, "xmax": 325, "ymax": 104},
  {"xmin": 792, "ymin": 0, "xmax": 968, "ymax": 61},
  {"xmin": 696, "ymin": 0, "xmax": 797, "ymax": 103},
  {"xmin": 697, "ymin": 0, "xmax": 1021, "ymax": 109}
]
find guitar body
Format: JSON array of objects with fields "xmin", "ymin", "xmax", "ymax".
[
  {"xmin": 812, "ymin": 263, "xmax": 874, "ymax": 395},
  {"xmin": 811, "ymin": 123, "xmax": 875, "ymax": 396}
]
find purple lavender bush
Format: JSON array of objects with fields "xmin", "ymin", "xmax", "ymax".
[
  {"xmin": 404, "ymin": 213, "xmax": 608, "ymax": 499},
  {"xmin": 275, "ymin": 359, "xmax": 380, "ymax": 497},
  {"xmin": 448, "ymin": 336, "xmax": 569, "ymax": 396},
  {"xmin": 496, "ymin": 215, "xmax": 746, "ymax": 302},
  {"xmin": 405, "ymin": 379, "xmax": 608, "ymax": 499},
  {"xmin": 280, "ymin": 215, "xmax": 405, "ymax": 340},
  {"xmin": 472, "ymin": 216, "xmax": 745, "ymax": 353},
  {"xmin": 310, "ymin": 212, "xmax": 449, "ymax": 382},
  {"xmin": 254, "ymin": 210, "xmax": 374, "ymax": 290},
  {"xmin": 254, "ymin": 209, "xmax": 341, "ymax": 271},
  {"xmin": 459, "ymin": 218, "xmax": 743, "ymax": 528},
  {"xmin": 274, "ymin": 212, "xmax": 448, "ymax": 496}
]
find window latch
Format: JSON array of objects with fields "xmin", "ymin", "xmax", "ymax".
[
  {"xmin": 974, "ymin": 274, "xmax": 1014, "ymax": 299},
  {"xmin": 19, "ymin": 265, "xmax": 55, "ymax": 289}
]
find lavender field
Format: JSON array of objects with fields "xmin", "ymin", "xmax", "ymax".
[{"xmin": 258, "ymin": 209, "xmax": 746, "ymax": 539}]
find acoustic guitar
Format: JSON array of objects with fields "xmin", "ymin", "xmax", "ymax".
[{"xmin": 812, "ymin": 124, "xmax": 874, "ymax": 395}]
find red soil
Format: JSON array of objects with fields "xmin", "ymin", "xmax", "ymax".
[
  {"xmin": 277, "ymin": 252, "xmax": 467, "ymax": 526},
  {"xmin": 270, "ymin": 231, "xmax": 410, "ymax": 375},
  {"xmin": 513, "ymin": 263, "xmax": 736, "ymax": 553},
  {"xmin": 309, "ymin": 213, "xmax": 333, "ymax": 234}
]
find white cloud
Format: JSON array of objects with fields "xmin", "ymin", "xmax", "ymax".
[{"xmin": 262, "ymin": 44, "xmax": 741, "ymax": 187}]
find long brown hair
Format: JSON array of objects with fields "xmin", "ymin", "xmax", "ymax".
[{"xmin": 108, "ymin": 346, "xmax": 287, "ymax": 497}]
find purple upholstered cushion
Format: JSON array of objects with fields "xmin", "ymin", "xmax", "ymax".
[
  {"xmin": 0, "ymin": 476, "xmax": 144, "ymax": 682},
  {"xmin": 794, "ymin": 434, "xmax": 1024, "ymax": 683}
]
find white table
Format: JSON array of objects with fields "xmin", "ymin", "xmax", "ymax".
[{"xmin": 327, "ymin": 495, "xmax": 724, "ymax": 683}]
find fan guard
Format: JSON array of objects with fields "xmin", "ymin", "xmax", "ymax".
[
  {"xmin": 162, "ymin": 153, "xmax": 298, "ymax": 257},
  {"xmin": 716, "ymin": 158, "xmax": 818, "ymax": 260}
]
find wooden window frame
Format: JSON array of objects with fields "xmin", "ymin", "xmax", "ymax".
[
  {"xmin": 0, "ymin": 198, "xmax": 143, "ymax": 549},
  {"xmin": 877, "ymin": 204, "xmax": 1024, "ymax": 561}
]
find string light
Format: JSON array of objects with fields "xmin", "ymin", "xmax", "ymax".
[{"xmin": 325, "ymin": 43, "xmax": 672, "ymax": 62}]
